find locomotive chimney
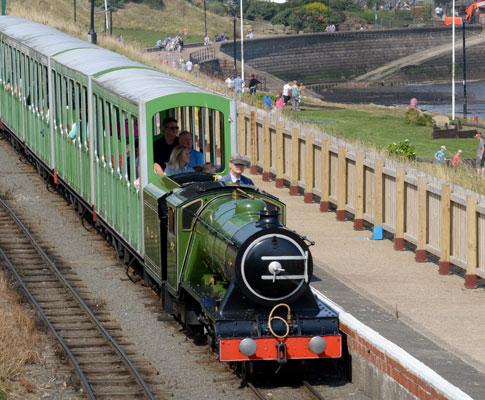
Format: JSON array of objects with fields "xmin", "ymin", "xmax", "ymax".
[{"xmin": 258, "ymin": 208, "xmax": 280, "ymax": 226}]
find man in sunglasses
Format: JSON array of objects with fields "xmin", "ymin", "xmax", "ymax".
[{"xmin": 154, "ymin": 117, "xmax": 179, "ymax": 175}]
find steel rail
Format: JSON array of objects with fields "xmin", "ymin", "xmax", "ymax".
[
  {"xmin": 247, "ymin": 382, "xmax": 267, "ymax": 400},
  {"xmin": 0, "ymin": 247, "xmax": 97, "ymax": 399},
  {"xmin": 0, "ymin": 197, "xmax": 156, "ymax": 400},
  {"xmin": 303, "ymin": 380, "xmax": 325, "ymax": 400}
]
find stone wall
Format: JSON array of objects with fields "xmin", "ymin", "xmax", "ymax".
[{"xmin": 220, "ymin": 27, "xmax": 483, "ymax": 85}]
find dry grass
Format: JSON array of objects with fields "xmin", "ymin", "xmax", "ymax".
[{"xmin": 0, "ymin": 272, "xmax": 40, "ymax": 395}]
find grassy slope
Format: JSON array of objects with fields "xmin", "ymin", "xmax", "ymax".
[
  {"xmin": 289, "ymin": 107, "xmax": 478, "ymax": 160},
  {"xmin": 9, "ymin": 0, "xmax": 255, "ymax": 46}
]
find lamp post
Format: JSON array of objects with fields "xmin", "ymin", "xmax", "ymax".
[
  {"xmin": 73, "ymin": 0, "xmax": 77, "ymax": 22},
  {"xmin": 462, "ymin": 18, "xmax": 468, "ymax": 118},
  {"xmin": 203, "ymin": 0, "xmax": 208, "ymax": 38},
  {"xmin": 239, "ymin": 0, "xmax": 244, "ymax": 85},
  {"xmin": 451, "ymin": 0, "xmax": 456, "ymax": 121},
  {"xmin": 233, "ymin": 15, "xmax": 237, "ymax": 75},
  {"xmin": 88, "ymin": 0, "xmax": 97, "ymax": 44},
  {"xmin": 227, "ymin": 0, "xmax": 237, "ymax": 75},
  {"xmin": 2, "ymin": 0, "xmax": 6, "ymax": 16}
]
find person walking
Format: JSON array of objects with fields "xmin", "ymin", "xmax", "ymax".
[
  {"xmin": 282, "ymin": 81, "xmax": 292, "ymax": 105},
  {"xmin": 450, "ymin": 149, "xmax": 462, "ymax": 167},
  {"xmin": 475, "ymin": 133, "xmax": 485, "ymax": 175},
  {"xmin": 291, "ymin": 81, "xmax": 299, "ymax": 111},
  {"xmin": 248, "ymin": 74, "xmax": 261, "ymax": 95},
  {"xmin": 233, "ymin": 76, "xmax": 244, "ymax": 95},
  {"xmin": 434, "ymin": 145, "xmax": 447, "ymax": 165}
]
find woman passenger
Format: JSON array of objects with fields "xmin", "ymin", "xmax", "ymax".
[{"xmin": 164, "ymin": 145, "xmax": 194, "ymax": 176}]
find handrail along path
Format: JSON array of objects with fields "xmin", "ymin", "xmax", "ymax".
[{"xmin": 0, "ymin": 197, "xmax": 157, "ymax": 399}]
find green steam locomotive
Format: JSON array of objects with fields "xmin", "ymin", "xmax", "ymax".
[{"xmin": 0, "ymin": 16, "xmax": 340, "ymax": 364}]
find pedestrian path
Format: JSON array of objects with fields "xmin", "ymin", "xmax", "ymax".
[{"xmin": 252, "ymin": 174, "xmax": 485, "ymax": 398}]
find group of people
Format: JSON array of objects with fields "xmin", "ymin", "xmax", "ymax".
[
  {"xmin": 433, "ymin": 132, "xmax": 485, "ymax": 174},
  {"xmin": 156, "ymin": 36, "xmax": 184, "ymax": 52},
  {"xmin": 152, "ymin": 117, "xmax": 254, "ymax": 185},
  {"xmin": 282, "ymin": 81, "xmax": 304, "ymax": 111}
]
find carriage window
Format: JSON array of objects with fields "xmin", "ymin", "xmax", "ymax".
[{"xmin": 151, "ymin": 106, "xmax": 225, "ymax": 176}]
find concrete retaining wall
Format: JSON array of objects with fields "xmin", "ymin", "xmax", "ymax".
[{"xmin": 221, "ymin": 27, "xmax": 483, "ymax": 85}]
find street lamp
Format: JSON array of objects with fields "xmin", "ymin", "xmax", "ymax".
[
  {"xmin": 239, "ymin": 0, "xmax": 244, "ymax": 84},
  {"xmin": 2, "ymin": 0, "xmax": 6, "ymax": 16},
  {"xmin": 228, "ymin": 0, "xmax": 237, "ymax": 75},
  {"xmin": 88, "ymin": 0, "xmax": 97, "ymax": 44},
  {"xmin": 462, "ymin": 15, "xmax": 468, "ymax": 118},
  {"xmin": 73, "ymin": 0, "xmax": 77, "ymax": 23},
  {"xmin": 203, "ymin": 0, "xmax": 208, "ymax": 38}
]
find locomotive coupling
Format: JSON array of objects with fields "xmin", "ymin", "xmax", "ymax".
[{"xmin": 268, "ymin": 303, "xmax": 292, "ymax": 339}]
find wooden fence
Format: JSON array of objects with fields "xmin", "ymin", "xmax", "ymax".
[{"xmin": 236, "ymin": 104, "xmax": 485, "ymax": 288}]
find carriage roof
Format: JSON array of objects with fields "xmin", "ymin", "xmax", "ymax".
[{"xmin": 0, "ymin": 16, "xmax": 218, "ymax": 104}]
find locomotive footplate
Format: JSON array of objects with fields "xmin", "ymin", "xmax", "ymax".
[{"xmin": 181, "ymin": 282, "xmax": 341, "ymax": 362}]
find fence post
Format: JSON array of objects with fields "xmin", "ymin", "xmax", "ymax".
[
  {"xmin": 465, "ymin": 195, "xmax": 478, "ymax": 289},
  {"xmin": 304, "ymin": 133, "xmax": 314, "ymax": 203},
  {"xmin": 336, "ymin": 146, "xmax": 347, "ymax": 221},
  {"xmin": 439, "ymin": 184, "xmax": 451, "ymax": 274},
  {"xmin": 354, "ymin": 151, "xmax": 365, "ymax": 230},
  {"xmin": 262, "ymin": 116, "xmax": 271, "ymax": 181},
  {"xmin": 290, "ymin": 127, "xmax": 300, "ymax": 195},
  {"xmin": 320, "ymin": 140, "xmax": 330, "ymax": 212},
  {"xmin": 394, "ymin": 167, "xmax": 405, "ymax": 250},
  {"xmin": 205, "ymin": 108, "xmax": 210, "ymax": 152},
  {"xmin": 250, "ymin": 111, "xmax": 258, "ymax": 174},
  {"xmin": 275, "ymin": 121, "xmax": 284, "ymax": 188},
  {"xmin": 415, "ymin": 175, "xmax": 428, "ymax": 262},
  {"xmin": 237, "ymin": 107, "xmax": 245, "ymax": 156},
  {"xmin": 373, "ymin": 159, "xmax": 384, "ymax": 229}
]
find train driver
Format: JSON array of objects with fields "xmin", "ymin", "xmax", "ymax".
[{"xmin": 219, "ymin": 156, "xmax": 254, "ymax": 185}]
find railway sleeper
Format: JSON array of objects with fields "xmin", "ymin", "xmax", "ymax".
[
  {"xmin": 54, "ymin": 322, "xmax": 122, "ymax": 331},
  {"xmin": 63, "ymin": 338, "xmax": 133, "ymax": 347}
]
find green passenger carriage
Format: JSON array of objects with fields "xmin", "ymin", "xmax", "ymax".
[{"xmin": 0, "ymin": 16, "xmax": 341, "ymax": 365}]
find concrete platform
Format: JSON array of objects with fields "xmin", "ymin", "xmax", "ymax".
[{"xmin": 252, "ymin": 175, "xmax": 485, "ymax": 399}]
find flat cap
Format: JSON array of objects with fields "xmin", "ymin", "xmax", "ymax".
[{"xmin": 230, "ymin": 156, "xmax": 250, "ymax": 167}]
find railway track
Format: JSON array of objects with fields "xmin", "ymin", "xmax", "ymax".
[
  {"xmin": 0, "ymin": 197, "xmax": 160, "ymax": 399},
  {"xmin": 247, "ymin": 380, "xmax": 325, "ymax": 400}
]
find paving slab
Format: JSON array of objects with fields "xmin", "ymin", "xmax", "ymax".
[{"xmin": 252, "ymin": 175, "xmax": 485, "ymax": 399}]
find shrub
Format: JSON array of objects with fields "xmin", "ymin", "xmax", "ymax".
[
  {"xmin": 387, "ymin": 139, "xmax": 416, "ymax": 160},
  {"xmin": 405, "ymin": 108, "xmax": 433, "ymax": 127},
  {"xmin": 303, "ymin": 2, "xmax": 328, "ymax": 13},
  {"xmin": 244, "ymin": 0, "xmax": 282, "ymax": 21}
]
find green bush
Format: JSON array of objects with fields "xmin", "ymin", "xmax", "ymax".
[
  {"xmin": 387, "ymin": 139, "xmax": 416, "ymax": 160},
  {"xmin": 405, "ymin": 108, "xmax": 433, "ymax": 127},
  {"xmin": 244, "ymin": 0, "xmax": 282, "ymax": 21},
  {"xmin": 272, "ymin": 6, "xmax": 327, "ymax": 32},
  {"xmin": 271, "ymin": 9, "xmax": 294, "ymax": 26}
]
